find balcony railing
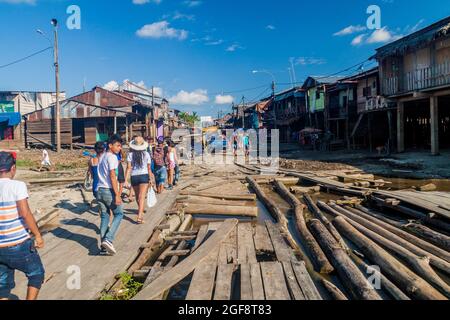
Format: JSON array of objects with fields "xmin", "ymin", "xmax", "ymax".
[{"xmin": 383, "ymin": 60, "xmax": 450, "ymax": 96}]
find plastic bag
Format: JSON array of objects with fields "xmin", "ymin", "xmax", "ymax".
[{"xmin": 147, "ymin": 187, "xmax": 157, "ymax": 208}]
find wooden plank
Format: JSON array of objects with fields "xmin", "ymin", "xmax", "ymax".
[
  {"xmin": 260, "ymin": 262, "xmax": 291, "ymax": 300},
  {"xmin": 240, "ymin": 264, "xmax": 253, "ymax": 300},
  {"xmin": 191, "ymin": 224, "xmax": 208, "ymax": 252},
  {"xmin": 133, "ymin": 219, "xmax": 238, "ymax": 300},
  {"xmin": 237, "ymin": 223, "xmax": 257, "ymax": 264},
  {"xmin": 249, "ymin": 263, "xmax": 265, "ymax": 300},
  {"xmin": 218, "ymin": 226, "xmax": 237, "ymax": 264},
  {"xmin": 254, "ymin": 224, "xmax": 274, "ymax": 255},
  {"xmin": 291, "ymin": 261, "xmax": 322, "ymax": 300},
  {"xmin": 282, "ymin": 261, "xmax": 306, "ymax": 300},
  {"xmin": 213, "ymin": 264, "xmax": 236, "ymax": 300},
  {"xmin": 183, "ymin": 204, "xmax": 258, "ymax": 218},
  {"xmin": 186, "ymin": 263, "xmax": 218, "ymax": 300},
  {"xmin": 265, "ymin": 221, "xmax": 295, "ymax": 262}
]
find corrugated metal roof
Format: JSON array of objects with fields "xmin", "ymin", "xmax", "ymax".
[{"xmin": 375, "ymin": 16, "xmax": 450, "ymax": 59}]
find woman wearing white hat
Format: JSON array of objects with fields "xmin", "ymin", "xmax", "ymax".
[{"xmin": 125, "ymin": 136, "xmax": 155, "ymax": 224}]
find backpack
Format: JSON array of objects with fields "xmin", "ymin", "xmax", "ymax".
[{"xmin": 153, "ymin": 147, "xmax": 166, "ymax": 167}]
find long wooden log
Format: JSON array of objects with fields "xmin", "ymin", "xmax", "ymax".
[
  {"xmin": 328, "ymin": 203, "xmax": 450, "ymax": 275},
  {"xmin": 308, "ymin": 219, "xmax": 382, "ymax": 300},
  {"xmin": 177, "ymin": 196, "xmax": 251, "ymax": 207},
  {"xmin": 183, "ymin": 203, "xmax": 258, "ymax": 217},
  {"xmin": 403, "ymin": 222, "xmax": 450, "ymax": 251},
  {"xmin": 179, "ymin": 191, "xmax": 256, "ymax": 201},
  {"xmin": 333, "ymin": 216, "xmax": 447, "ymax": 300},
  {"xmin": 133, "ymin": 219, "xmax": 238, "ymax": 300},
  {"xmin": 304, "ymin": 195, "xmax": 349, "ymax": 251},
  {"xmin": 273, "ymin": 180, "xmax": 333, "ymax": 274},
  {"xmin": 246, "ymin": 177, "xmax": 300, "ymax": 252},
  {"xmin": 346, "ymin": 205, "xmax": 450, "ymax": 262},
  {"xmin": 321, "ymin": 279, "xmax": 348, "ymax": 301},
  {"xmin": 326, "ymin": 204, "xmax": 450, "ymax": 298},
  {"xmin": 370, "ymin": 196, "xmax": 450, "ymax": 234},
  {"xmin": 353, "ymin": 257, "xmax": 410, "ymax": 300}
]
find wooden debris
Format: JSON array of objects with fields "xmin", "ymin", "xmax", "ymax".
[
  {"xmin": 321, "ymin": 279, "xmax": 348, "ymax": 301},
  {"xmin": 254, "ymin": 224, "xmax": 275, "ymax": 255},
  {"xmin": 353, "ymin": 257, "xmax": 410, "ymax": 301},
  {"xmin": 402, "ymin": 222, "xmax": 450, "ymax": 251},
  {"xmin": 273, "ymin": 180, "xmax": 333, "ymax": 274},
  {"xmin": 333, "ymin": 217, "xmax": 447, "ymax": 300},
  {"xmin": 183, "ymin": 203, "xmax": 258, "ymax": 218},
  {"xmin": 214, "ymin": 264, "xmax": 236, "ymax": 300},
  {"xmin": 345, "ymin": 205, "xmax": 450, "ymax": 263},
  {"xmin": 290, "ymin": 261, "xmax": 322, "ymax": 300},
  {"xmin": 308, "ymin": 219, "xmax": 382, "ymax": 300},
  {"xmin": 290, "ymin": 186, "xmax": 321, "ymax": 195},
  {"xmin": 247, "ymin": 177, "xmax": 300, "ymax": 251},
  {"xmin": 260, "ymin": 262, "xmax": 291, "ymax": 300},
  {"xmin": 133, "ymin": 219, "xmax": 238, "ymax": 300},
  {"xmin": 179, "ymin": 191, "xmax": 256, "ymax": 201}
]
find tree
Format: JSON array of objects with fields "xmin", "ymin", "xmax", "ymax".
[{"xmin": 179, "ymin": 112, "xmax": 200, "ymax": 127}]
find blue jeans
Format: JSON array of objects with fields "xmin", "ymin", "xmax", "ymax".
[
  {"xmin": 0, "ymin": 239, "xmax": 45, "ymax": 298},
  {"xmin": 97, "ymin": 188, "xmax": 124, "ymax": 244},
  {"xmin": 154, "ymin": 166, "xmax": 168, "ymax": 186}
]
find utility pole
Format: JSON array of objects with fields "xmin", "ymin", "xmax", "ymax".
[
  {"xmin": 243, "ymin": 96, "xmax": 246, "ymax": 129},
  {"xmin": 52, "ymin": 19, "xmax": 61, "ymax": 153}
]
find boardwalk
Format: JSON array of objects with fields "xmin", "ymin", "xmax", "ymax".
[{"xmin": 11, "ymin": 185, "xmax": 181, "ymax": 300}]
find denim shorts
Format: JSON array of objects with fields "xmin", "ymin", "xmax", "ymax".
[
  {"xmin": 0, "ymin": 239, "xmax": 45, "ymax": 298},
  {"xmin": 131, "ymin": 174, "xmax": 150, "ymax": 187},
  {"xmin": 154, "ymin": 166, "xmax": 168, "ymax": 186}
]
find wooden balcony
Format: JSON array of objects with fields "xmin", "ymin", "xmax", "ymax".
[{"xmin": 383, "ymin": 60, "xmax": 450, "ymax": 96}]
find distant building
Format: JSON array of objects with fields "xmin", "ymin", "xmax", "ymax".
[
  {"xmin": 374, "ymin": 15, "xmax": 450, "ymax": 155},
  {"xmin": 0, "ymin": 91, "xmax": 65, "ymax": 149}
]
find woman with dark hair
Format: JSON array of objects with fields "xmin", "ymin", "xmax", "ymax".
[
  {"xmin": 125, "ymin": 137, "xmax": 155, "ymax": 224},
  {"xmin": 87, "ymin": 142, "xmax": 105, "ymax": 200}
]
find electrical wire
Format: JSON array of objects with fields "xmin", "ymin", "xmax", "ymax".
[{"xmin": 0, "ymin": 46, "xmax": 53, "ymax": 69}]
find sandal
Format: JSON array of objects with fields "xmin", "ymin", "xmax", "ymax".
[{"xmin": 137, "ymin": 218, "xmax": 145, "ymax": 225}]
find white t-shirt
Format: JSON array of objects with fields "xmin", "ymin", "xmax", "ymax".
[
  {"xmin": 97, "ymin": 152, "xmax": 119, "ymax": 190},
  {"xmin": 42, "ymin": 149, "xmax": 51, "ymax": 165},
  {"xmin": 127, "ymin": 151, "xmax": 151, "ymax": 176},
  {"xmin": 0, "ymin": 179, "xmax": 31, "ymax": 247}
]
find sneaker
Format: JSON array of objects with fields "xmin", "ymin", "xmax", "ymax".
[{"xmin": 101, "ymin": 240, "xmax": 117, "ymax": 255}]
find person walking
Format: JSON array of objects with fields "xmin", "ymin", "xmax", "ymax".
[
  {"xmin": 243, "ymin": 133, "xmax": 250, "ymax": 159},
  {"xmin": 0, "ymin": 152, "xmax": 45, "ymax": 300},
  {"xmin": 96, "ymin": 135, "xmax": 124, "ymax": 255},
  {"xmin": 86, "ymin": 142, "xmax": 105, "ymax": 201},
  {"xmin": 153, "ymin": 138, "xmax": 169, "ymax": 194},
  {"xmin": 38, "ymin": 148, "xmax": 52, "ymax": 172},
  {"xmin": 125, "ymin": 137, "xmax": 155, "ymax": 225},
  {"xmin": 167, "ymin": 142, "xmax": 178, "ymax": 190}
]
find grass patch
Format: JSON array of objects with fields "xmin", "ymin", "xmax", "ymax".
[
  {"xmin": 100, "ymin": 273, "xmax": 143, "ymax": 301},
  {"xmin": 16, "ymin": 159, "xmax": 37, "ymax": 168}
]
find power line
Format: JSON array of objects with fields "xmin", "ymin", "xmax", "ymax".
[
  {"xmin": 211, "ymin": 84, "xmax": 269, "ymax": 96},
  {"xmin": 0, "ymin": 46, "xmax": 53, "ymax": 69}
]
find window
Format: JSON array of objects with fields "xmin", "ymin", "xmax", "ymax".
[
  {"xmin": 363, "ymin": 87, "xmax": 372, "ymax": 97},
  {"xmin": 316, "ymin": 91, "xmax": 321, "ymax": 99}
]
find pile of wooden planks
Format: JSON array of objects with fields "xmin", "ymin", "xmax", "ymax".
[{"xmin": 134, "ymin": 220, "xmax": 322, "ymax": 301}]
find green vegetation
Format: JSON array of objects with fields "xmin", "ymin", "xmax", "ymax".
[
  {"xmin": 16, "ymin": 159, "xmax": 37, "ymax": 168},
  {"xmin": 179, "ymin": 111, "xmax": 200, "ymax": 127},
  {"xmin": 100, "ymin": 272, "xmax": 143, "ymax": 301}
]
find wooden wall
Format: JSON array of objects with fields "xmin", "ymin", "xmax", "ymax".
[{"xmin": 26, "ymin": 119, "xmax": 72, "ymax": 147}]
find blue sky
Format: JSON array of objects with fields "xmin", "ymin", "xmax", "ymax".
[{"xmin": 0, "ymin": 0, "xmax": 449, "ymax": 116}]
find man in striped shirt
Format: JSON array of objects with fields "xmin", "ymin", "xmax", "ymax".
[{"xmin": 0, "ymin": 152, "xmax": 45, "ymax": 300}]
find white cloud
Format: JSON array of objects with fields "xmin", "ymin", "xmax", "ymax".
[
  {"xmin": 136, "ymin": 21, "xmax": 188, "ymax": 40},
  {"xmin": 266, "ymin": 25, "xmax": 276, "ymax": 30},
  {"xmin": 183, "ymin": 0, "xmax": 202, "ymax": 7},
  {"xmin": 0, "ymin": 0, "xmax": 36, "ymax": 4},
  {"xmin": 103, "ymin": 79, "xmax": 163, "ymax": 97},
  {"xmin": 226, "ymin": 44, "xmax": 243, "ymax": 52},
  {"xmin": 172, "ymin": 11, "xmax": 195, "ymax": 21},
  {"xmin": 366, "ymin": 27, "xmax": 402, "ymax": 44},
  {"xmin": 334, "ymin": 25, "xmax": 367, "ymax": 36},
  {"xmin": 132, "ymin": 0, "xmax": 161, "ymax": 4},
  {"xmin": 169, "ymin": 89, "xmax": 209, "ymax": 105},
  {"xmin": 351, "ymin": 34, "xmax": 367, "ymax": 46},
  {"xmin": 214, "ymin": 95, "xmax": 234, "ymax": 105},
  {"xmin": 103, "ymin": 80, "xmax": 120, "ymax": 91},
  {"xmin": 295, "ymin": 57, "xmax": 327, "ymax": 65},
  {"xmin": 206, "ymin": 39, "xmax": 224, "ymax": 46}
]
